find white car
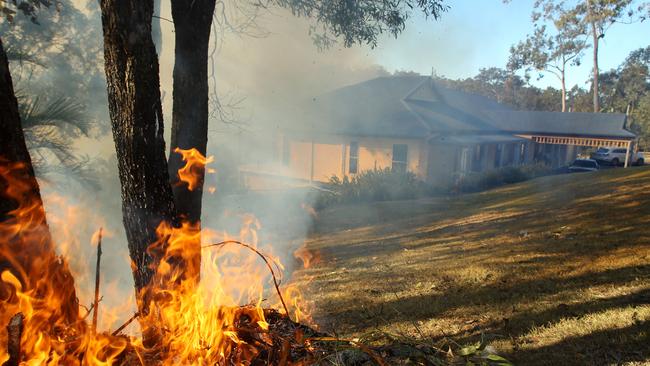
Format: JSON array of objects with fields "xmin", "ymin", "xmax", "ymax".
[{"xmin": 590, "ymin": 147, "xmax": 645, "ymax": 166}]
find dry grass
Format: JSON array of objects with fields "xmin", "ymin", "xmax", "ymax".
[{"xmin": 295, "ymin": 167, "xmax": 650, "ymax": 365}]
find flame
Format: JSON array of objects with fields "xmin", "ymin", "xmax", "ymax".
[
  {"xmin": 294, "ymin": 244, "xmax": 321, "ymax": 269},
  {"xmin": 0, "ymin": 154, "xmax": 311, "ymax": 364},
  {"xmin": 174, "ymin": 148, "xmax": 215, "ymax": 191}
]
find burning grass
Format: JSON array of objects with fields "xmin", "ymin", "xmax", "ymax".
[
  {"xmin": 0, "ymin": 154, "xmax": 510, "ymax": 365},
  {"xmin": 298, "ymin": 167, "xmax": 650, "ymax": 365}
]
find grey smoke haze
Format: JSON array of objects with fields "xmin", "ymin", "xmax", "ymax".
[{"xmin": 32, "ymin": 0, "xmax": 403, "ymax": 332}]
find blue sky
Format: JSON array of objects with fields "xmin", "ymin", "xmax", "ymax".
[{"xmin": 368, "ymin": 0, "xmax": 650, "ymax": 90}]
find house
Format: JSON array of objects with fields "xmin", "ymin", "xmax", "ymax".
[{"xmin": 240, "ymin": 75, "xmax": 635, "ymax": 189}]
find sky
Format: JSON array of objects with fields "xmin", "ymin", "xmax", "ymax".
[{"xmin": 368, "ymin": 0, "xmax": 650, "ymax": 89}]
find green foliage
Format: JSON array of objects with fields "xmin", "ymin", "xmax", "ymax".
[
  {"xmin": 508, "ymin": 0, "xmax": 588, "ymax": 111},
  {"xmin": 2, "ymin": 0, "xmax": 106, "ymax": 186},
  {"xmin": 454, "ymin": 164, "xmax": 554, "ymax": 193},
  {"xmin": 316, "ymin": 168, "xmax": 433, "ymax": 208},
  {"xmin": 267, "ymin": 0, "xmax": 448, "ymax": 48},
  {"xmin": 18, "ymin": 94, "xmax": 99, "ymax": 187}
]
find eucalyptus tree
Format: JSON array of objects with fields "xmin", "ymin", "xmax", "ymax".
[{"xmin": 508, "ymin": 3, "xmax": 587, "ymax": 112}]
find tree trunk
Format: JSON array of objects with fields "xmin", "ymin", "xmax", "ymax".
[
  {"xmin": 169, "ymin": 0, "xmax": 216, "ymax": 222},
  {"xmin": 152, "ymin": 0, "xmax": 163, "ymax": 55},
  {"xmin": 560, "ymin": 71, "xmax": 566, "ymax": 112},
  {"xmin": 590, "ymin": 20, "xmax": 600, "ymax": 113},
  {"xmin": 0, "ymin": 36, "xmax": 78, "ymax": 324},
  {"xmin": 98, "ymin": 0, "xmax": 176, "ymax": 309},
  {"xmin": 167, "ymin": 0, "xmax": 216, "ymax": 282}
]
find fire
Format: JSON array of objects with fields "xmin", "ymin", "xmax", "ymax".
[
  {"xmin": 174, "ymin": 148, "xmax": 215, "ymax": 191},
  {"xmin": 0, "ymin": 155, "xmax": 313, "ymax": 364}
]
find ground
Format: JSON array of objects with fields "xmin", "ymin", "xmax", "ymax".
[{"xmin": 295, "ymin": 167, "xmax": 650, "ymax": 365}]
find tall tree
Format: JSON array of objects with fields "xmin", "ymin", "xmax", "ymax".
[
  {"xmin": 576, "ymin": 0, "xmax": 639, "ymax": 112},
  {"xmin": 508, "ymin": 3, "xmax": 587, "ymax": 112},
  {"xmin": 98, "ymin": 0, "xmax": 177, "ymax": 314}
]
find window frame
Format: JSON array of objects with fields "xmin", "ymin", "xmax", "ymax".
[{"xmin": 392, "ymin": 143, "xmax": 408, "ymax": 173}]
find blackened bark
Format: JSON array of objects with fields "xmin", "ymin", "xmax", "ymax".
[
  {"xmin": 0, "ymin": 37, "xmax": 41, "ymax": 223},
  {"xmin": 99, "ymin": 0, "xmax": 176, "ymax": 300},
  {"xmin": 0, "ymin": 37, "xmax": 78, "ymax": 324},
  {"xmin": 168, "ymin": 0, "xmax": 216, "ymax": 224}
]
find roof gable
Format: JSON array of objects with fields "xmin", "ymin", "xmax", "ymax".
[{"xmin": 293, "ymin": 75, "xmax": 634, "ymax": 140}]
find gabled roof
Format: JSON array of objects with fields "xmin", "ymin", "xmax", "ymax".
[{"xmin": 294, "ymin": 75, "xmax": 634, "ymax": 140}]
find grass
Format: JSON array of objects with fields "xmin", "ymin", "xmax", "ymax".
[{"xmin": 294, "ymin": 167, "xmax": 650, "ymax": 365}]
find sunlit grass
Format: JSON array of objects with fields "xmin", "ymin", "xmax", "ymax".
[{"xmin": 297, "ymin": 166, "xmax": 650, "ymax": 365}]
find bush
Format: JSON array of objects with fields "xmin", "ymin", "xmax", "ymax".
[
  {"xmin": 315, "ymin": 164, "xmax": 555, "ymax": 208},
  {"xmin": 316, "ymin": 168, "xmax": 432, "ymax": 208},
  {"xmin": 454, "ymin": 163, "xmax": 553, "ymax": 193}
]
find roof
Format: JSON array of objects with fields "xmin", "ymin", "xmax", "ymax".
[
  {"xmin": 293, "ymin": 75, "xmax": 634, "ymax": 141},
  {"xmin": 485, "ymin": 110, "xmax": 635, "ymax": 139}
]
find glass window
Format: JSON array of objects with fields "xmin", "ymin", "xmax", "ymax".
[
  {"xmin": 349, "ymin": 141, "xmax": 359, "ymax": 174},
  {"xmin": 392, "ymin": 144, "xmax": 408, "ymax": 173}
]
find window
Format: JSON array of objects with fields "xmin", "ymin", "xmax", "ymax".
[
  {"xmin": 392, "ymin": 144, "xmax": 408, "ymax": 173},
  {"xmin": 349, "ymin": 141, "xmax": 359, "ymax": 174},
  {"xmin": 613, "ymin": 148, "xmax": 626, "ymax": 154}
]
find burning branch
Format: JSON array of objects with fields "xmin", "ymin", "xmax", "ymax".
[
  {"xmin": 92, "ymin": 228, "xmax": 103, "ymax": 334},
  {"xmin": 3, "ymin": 313, "xmax": 24, "ymax": 366},
  {"xmin": 202, "ymin": 240, "xmax": 291, "ymax": 321},
  {"xmin": 111, "ymin": 312, "xmax": 140, "ymax": 337}
]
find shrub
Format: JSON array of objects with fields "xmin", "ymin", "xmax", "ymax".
[
  {"xmin": 316, "ymin": 168, "xmax": 431, "ymax": 208},
  {"xmin": 454, "ymin": 163, "xmax": 553, "ymax": 193}
]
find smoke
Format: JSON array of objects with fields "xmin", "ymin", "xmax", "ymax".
[{"xmin": 8, "ymin": 0, "xmax": 393, "ymax": 331}]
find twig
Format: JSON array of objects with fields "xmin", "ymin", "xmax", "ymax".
[
  {"xmin": 202, "ymin": 241, "xmax": 292, "ymax": 322},
  {"xmin": 111, "ymin": 312, "xmax": 140, "ymax": 337},
  {"xmin": 92, "ymin": 228, "xmax": 103, "ymax": 334},
  {"xmin": 3, "ymin": 313, "xmax": 24, "ymax": 366}
]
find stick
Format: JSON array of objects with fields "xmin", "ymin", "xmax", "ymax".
[
  {"xmin": 3, "ymin": 313, "xmax": 24, "ymax": 366},
  {"xmin": 202, "ymin": 241, "xmax": 292, "ymax": 322},
  {"xmin": 92, "ymin": 228, "xmax": 103, "ymax": 334},
  {"xmin": 111, "ymin": 312, "xmax": 140, "ymax": 336}
]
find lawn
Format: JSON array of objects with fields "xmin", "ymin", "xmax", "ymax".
[{"xmin": 294, "ymin": 167, "xmax": 650, "ymax": 365}]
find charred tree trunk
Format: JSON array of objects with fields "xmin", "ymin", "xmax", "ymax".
[
  {"xmin": 168, "ymin": 0, "xmax": 216, "ymax": 222},
  {"xmin": 99, "ymin": 0, "xmax": 176, "ymax": 307},
  {"xmin": 0, "ymin": 37, "xmax": 78, "ymax": 324},
  {"xmin": 167, "ymin": 0, "xmax": 216, "ymax": 282}
]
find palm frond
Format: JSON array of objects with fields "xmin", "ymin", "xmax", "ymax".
[
  {"xmin": 20, "ymin": 95, "xmax": 90, "ymax": 136},
  {"xmin": 5, "ymin": 45, "xmax": 46, "ymax": 68}
]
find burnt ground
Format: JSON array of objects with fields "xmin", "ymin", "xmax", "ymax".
[{"xmin": 294, "ymin": 167, "xmax": 650, "ymax": 365}]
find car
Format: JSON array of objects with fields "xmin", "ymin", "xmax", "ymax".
[
  {"xmin": 568, "ymin": 159, "xmax": 599, "ymax": 173},
  {"xmin": 590, "ymin": 147, "xmax": 644, "ymax": 166}
]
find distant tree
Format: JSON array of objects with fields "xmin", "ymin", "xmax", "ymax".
[
  {"xmin": 598, "ymin": 46, "xmax": 650, "ymax": 142},
  {"xmin": 515, "ymin": 0, "xmax": 646, "ymax": 112},
  {"xmin": 508, "ymin": 2, "xmax": 587, "ymax": 112},
  {"xmin": 573, "ymin": 0, "xmax": 643, "ymax": 112}
]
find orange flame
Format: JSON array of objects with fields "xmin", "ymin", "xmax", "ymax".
[
  {"xmin": 174, "ymin": 148, "xmax": 215, "ymax": 191},
  {"xmin": 0, "ymin": 154, "xmax": 311, "ymax": 364}
]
